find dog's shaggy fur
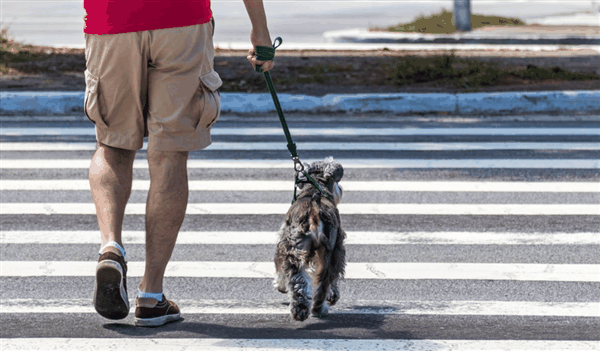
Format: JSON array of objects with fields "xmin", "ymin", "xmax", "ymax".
[{"xmin": 273, "ymin": 158, "xmax": 346, "ymax": 321}]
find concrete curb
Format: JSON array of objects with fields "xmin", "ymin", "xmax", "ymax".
[
  {"xmin": 1, "ymin": 91, "xmax": 599, "ymax": 116},
  {"xmin": 1, "ymin": 92, "xmax": 86, "ymax": 116},
  {"xmin": 457, "ymin": 91, "xmax": 600, "ymax": 115},
  {"xmin": 322, "ymin": 29, "xmax": 600, "ymax": 45},
  {"xmin": 216, "ymin": 42, "xmax": 600, "ymax": 52}
]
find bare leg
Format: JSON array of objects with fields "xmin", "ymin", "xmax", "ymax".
[
  {"xmin": 138, "ymin": 149, "xmax": 189, "ymax": 293},
  {"xmin": 90, "ymin": 143, "xmax": 135, "ymax": 319},
  {"xmin": 89, "ymin": 143, "xmax": 136, "ymax": 255}
]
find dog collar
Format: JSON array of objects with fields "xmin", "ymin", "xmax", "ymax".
[{"xmin": 293, "ymin": 173, "xmax": 335, "ymax": 203}]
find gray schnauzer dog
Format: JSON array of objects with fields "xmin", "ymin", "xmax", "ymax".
[{"xmin": 273, "ymin": 157, "xmax": 346, "ymax": 321}]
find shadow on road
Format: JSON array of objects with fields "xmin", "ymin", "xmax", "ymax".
[{"xmin": 102, "ymin": 307, "xmax": 415, "ymax": 340}]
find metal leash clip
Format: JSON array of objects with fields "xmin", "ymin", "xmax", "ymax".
[{"xmin": 292, "ymin": 157, "xmax": 304, "ymax": 172}]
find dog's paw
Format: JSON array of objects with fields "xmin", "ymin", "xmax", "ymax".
[
  {"xmin": 311, "ymin": 303, "xmax": 329, "ymax": 318},
  {"xmin": 327, "ymin": 289, "xmax": 340, "ymax": 306},
  {"xmin": 291, "ymin": 302, "xmax": 310, "ymax": 321},
  {"xmin": 272, "ymin": 279, "xmax": 288, "ymax": 294}
]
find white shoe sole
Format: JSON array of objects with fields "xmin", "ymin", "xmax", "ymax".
[
  {"xmin": 93, "ymin": 260, "xmax": 129, "ymax": 320},
  {"xmin": 134, "ymin": 312, "xmax": 181, "ymax": 327}
]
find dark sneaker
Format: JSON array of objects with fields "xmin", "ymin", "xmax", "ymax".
[
  {"xmin": 93, "ymin": 252, "xmax": 129, "ymax": 320},
  {"xmin": 134, "ymin": 296, "xmax": 181, "ymax": 327}
]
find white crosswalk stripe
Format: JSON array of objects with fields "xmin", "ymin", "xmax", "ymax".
[
  {"xmin": 2, "ymin": 202, "xmax": 599, "ymax": 215},
  {"xmin": 2, "ymin": 339, "xmax": 599, "ymax": 351},
  {"xmin": 1, "ymin": 122, "xmax": 599, "ymax": 348},
  {"xmin": 3, "ymin": 141, "xmax": 600, "ymax": 151},
  {"xmin": 2, "ymin": 126, "xmax": 600, "ymax": 136},
  {"xmin": 3, "ymin": 158, "xmax": 600, "ymax": 169},
  {"xmin": 3, "ymin": 231, "xmax": 598, "ymax": 245},
  {"xmin": 2, "ymin": 179, "xmax": 599, "ymax": 192},
  {"xmin": 3, "ymin": 299, "xmax": 599, "ymax": 317},
  {"xmin": 4, "ymin": 261, "xmax": 599, "ymax": 281}
]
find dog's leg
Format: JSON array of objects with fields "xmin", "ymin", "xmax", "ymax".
[
  {"xmin": 285, "ymin": 260, "xmax": 312, "ymax": 321},
  {"xmin": 273, "ymin": 249, "xmax": 288, "ymax": 294},
  {"xmin": 327, "ymin": 231, "xmax": 346, "ymax": 307},
  {"xmin": 311, "ymin": 248, "xmax": 334, "ymax": 318}
]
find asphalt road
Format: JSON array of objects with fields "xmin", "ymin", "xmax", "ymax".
[{"xmin": 1, "ymin": 113, "xmax": 599, "ymax": 350}]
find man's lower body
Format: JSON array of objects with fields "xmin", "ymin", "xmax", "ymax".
[{"xmin": 85, "ymin": 20, "xmax": 222, "ymax": 327}]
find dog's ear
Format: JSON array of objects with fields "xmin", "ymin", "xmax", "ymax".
[
  {"xmin": 324, "ymin": 159, "xmax": 344, "ymax": 183},
  {"xmin": 306, "ymin": 161, "xmax": 324, "ymax": 175}
]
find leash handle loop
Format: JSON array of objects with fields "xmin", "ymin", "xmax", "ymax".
[{"xmin": 255, "ymin": 37, "xmax": 282, "ymax": 73}]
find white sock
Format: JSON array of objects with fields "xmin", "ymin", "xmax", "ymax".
[
  {"xmin": 99, "ymin": 241, "xmax": 126, "ymax": 258},
  {"xmin": 137, "ymin": 290, "xmax": 164, "ymax": 301}
]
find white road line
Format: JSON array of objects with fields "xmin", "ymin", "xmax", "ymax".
[
  {"xmin": 2, "ymin": 127, "xmax": 599, "ymax": 136},
  {"xmin": 3, "ymin": 299, "xmax": 599, "ymax": 317},
  {"xmin": 2, "ymin": 262, "xmax": 598, "ymax": 282},
  {"xmin": 2, "ymin": 339, "xmax": 599, "ymax": 351},
  {"xmin": 3, "ymin": 159, "xmax": 600, "ymax": 169},
  {"xmin": 2, "ymin": 180, "xmax": 599, "ymax": 192},
  {"xmin": 2, "ymin": 231, "xmax": 599, "ymax": 245},
  {"xmin": 3, "ymin": 141, "xmax": 600, "ymax": 151},
  {"xmin": 2, "ymin": 203, "xmax": 598, "ymax": 215}
]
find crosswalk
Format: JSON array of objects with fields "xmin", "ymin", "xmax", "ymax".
[{"xmin": 1, "ymin": 115, "xmax": 599, "ymax": 350}]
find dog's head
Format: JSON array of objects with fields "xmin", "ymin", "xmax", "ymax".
[{"xmin": 297, "ymin": 157, "xmax": 344, "ymax": 204}]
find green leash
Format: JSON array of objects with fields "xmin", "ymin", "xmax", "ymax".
[{"xmin": 255, "ymin": 37, "xmax": 332, "ymax": 203}]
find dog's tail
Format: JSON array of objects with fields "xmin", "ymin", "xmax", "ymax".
[{"xmin": 308, "ymin": 194, "xmax": 327, "ymax": 247}]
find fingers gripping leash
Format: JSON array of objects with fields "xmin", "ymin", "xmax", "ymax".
[{"xmin": 254, "ymin": 37, "xmax": 282, "ymax": 73}]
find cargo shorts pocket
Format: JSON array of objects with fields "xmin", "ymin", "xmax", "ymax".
[
  {"xmin": 84, "ymin": 70, "xmax": 108, "ymax": 128},
  {"xmin": 195, "ymin": 70, "xmax": 222, "ymax": 131}
]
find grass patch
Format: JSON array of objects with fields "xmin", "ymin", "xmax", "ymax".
[
  {"xmin": 1, "ymin": 28, "xmax": 50, "ymax": 73},
  {"xmin": 384, "ymin": 9, "xmax": 525, "ymax": 34},
  {"xmin": 295, "ymin": 64, "xmax": 355, "ymax": 84},
  {"xmin": 218, "ymin": 57, "xmax": 599, "ymax": 93},
  {"xmin": 219, "ymin": 64, "xmax": 357, "ymax": 92},
  {"xmin": 394, "ymin": 54, "xmax": 599, "ymax": 90},
  {"xmin": 1, "ymin": 28, "xmax": 8, "ymax": 44},
  {"xmin": 1, "ymin": 27, "xmax": 86, "ymax": 74}
]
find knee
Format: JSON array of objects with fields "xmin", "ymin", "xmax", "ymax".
[
  {"xmin": 147, "ymin": 150, "xmax": 189, "ymax": 191},
  {"xmin": 147, "ymin": 150, "xmax": 189, "ymax": 169},
  {"xmin": 89, "ymin": 144, "xmax": 136, "ymax": 182}
]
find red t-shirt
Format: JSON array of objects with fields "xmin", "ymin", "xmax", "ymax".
[{"xmin": 84, "ymin": 1, "xmax": 212, "ymax": 35}]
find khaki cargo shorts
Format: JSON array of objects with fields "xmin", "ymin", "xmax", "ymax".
[{"xmin": 84, "ymin": 20, "xmax": 221, "ymax": 151}]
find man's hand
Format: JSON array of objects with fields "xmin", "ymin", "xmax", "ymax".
[{"xmin": 243, "ymin": 0, "xmax": 274, "ymax": 72}]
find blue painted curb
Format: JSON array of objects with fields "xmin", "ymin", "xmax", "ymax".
[
  {"xmin": 458, "ymin": 91, "xmax": 600, "ymax": 115},
  {"xmin": 1, "ymin": 92, "xmax": 86, "ymax": 116},
  {"xmin": 1, "ymin": 91, "xmax": 599, "ymax": 116}
]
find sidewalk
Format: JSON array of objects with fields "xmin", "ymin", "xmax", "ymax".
[
  {"xmin": 2, "ymin": 24, "xmax": 599, "ymax": 117},
  {"xmin": 2, "ymin": 91, "xmax": 599, "ymax": 116},
  {"xmin": 323, "ymin": 25, "xmax": 600, "ymax": 45}
]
